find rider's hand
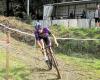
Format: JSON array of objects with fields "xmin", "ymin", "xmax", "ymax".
[
  {"xmin": 54, "ymin": 38, "xmax": 59, "ymax": 47},
  {"xmin": 55, "ymin": 42, "xmax": 59, "ymax": 47}
]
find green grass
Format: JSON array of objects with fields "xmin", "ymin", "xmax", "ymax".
[
  {"xmin": 51, "ymin": 25, "xmax": 100, "ymax": 38},
  {"xmin": 0, "ymin": 31, "xmax": 35, "ymax": 80},
  {"xmin": 57, "ymin": 53, "xmax": 100, "ymax": 79},
  {"xmin": 0, "ymin": 50, "xmax": 30, "ymax": 80},
  {"xmin": 0, "ymin": 16, "xmax": 100, "ymax": 80}
]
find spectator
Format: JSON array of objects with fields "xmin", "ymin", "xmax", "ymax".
[
  {"xmin": 31, "ymin": 12, "xmax": 36, "ymax": 20},
  {"xmin": 95, "ymin": 5, "xmax": 100, "ymax": 27},
  {"xmin": 81, "ymin": 10, "xmax": 86, "ymax": 18},
  {"xmin": 69, "ymin": 11, "xmax": 74, "ymax": 19}
]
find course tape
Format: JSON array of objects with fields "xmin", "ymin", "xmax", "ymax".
[{"xmin": 0, "ymin": 23, "xmax": 100, "ymax": 41}]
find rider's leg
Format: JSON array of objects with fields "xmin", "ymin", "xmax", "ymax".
[
  {"xmin": 46, "ymin": 39, "xmax": 58, "ymax": 66},
  {"xmin": 36, "ymin": 40, "xmax": 43, "ymax": 50},
  {"xmin": 43, "ymin": 38, "xmax": 53, "ymax": 70},
  {"xmin": 37, "ymin": 39, "xmax": 48, "ymax": 61},
  {"xmin": 44, "ymin": 37, "xmax": 53, "ymax": 53}
]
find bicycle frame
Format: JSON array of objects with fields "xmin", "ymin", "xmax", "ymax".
[{"xmin": 44, "ymin": 45, "xmax": 61, "ymax": 79}]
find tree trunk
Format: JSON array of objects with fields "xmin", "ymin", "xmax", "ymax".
[{"xmin": 6, "ymin": 0, "xmax": 9, "ymax": 16}]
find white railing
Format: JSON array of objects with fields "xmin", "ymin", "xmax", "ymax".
[{"xmin": 0, "ymin": 23, "xmax": 100, "ymax": 41}]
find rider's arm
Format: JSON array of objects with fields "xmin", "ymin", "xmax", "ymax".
[
  {"xmin": 46, "ymin": 27, "xmax": 59, "ymax": 47},
  {"xmin": 34, "ymin": 31, "xmax": 42, "ymax": 49},
  {"xmin": 51, "ymin": 33, "xmax": 59, "ymax": 47}
]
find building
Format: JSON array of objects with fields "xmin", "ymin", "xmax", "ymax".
[
  {"xmin": 50, "ymin": 0, "xmax": 100, "ymax": 19},
  {"xmin": 0, "ymin": 0, "xmax": 100, "ymax": 20},
  {"xmin": 40, "ymin": 0, "xmax": 100, "ymax": 28}
]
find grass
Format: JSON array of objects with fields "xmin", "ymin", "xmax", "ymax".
[
  {"xmin": 50, "ymin": 25, "xmax": 100, "ymax": 38},
  {"xmin": 0, "ymin": 32, "xmax": 36, "ymax": 80},
  {"xmin": 0, "ymin": 31, "xmax": 100, "ymax": 80},
  {"xmin": 0, "ymin": 50, "xmax": 30, "ymax": 80},
  {"xmin": 0, "ymin": 16, "xmax": 33, "ymax": 32},
  {"xmin": 0, "ymin": 16, "xmax": 100, "ymax": 80},
  {"xmin": 57, "ymin": 53, "xmax": 100, "ymax": 80}
]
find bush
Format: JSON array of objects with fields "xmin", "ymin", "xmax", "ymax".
[{"xmin": 51, "ymin": 25, "xmax": 100, "ymax": 58}]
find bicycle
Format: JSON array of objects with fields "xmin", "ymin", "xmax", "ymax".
[{"xmin": 44, "ymin": 45, "xmax": 61, "ymax": 79}]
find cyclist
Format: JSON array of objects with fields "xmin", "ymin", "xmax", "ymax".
[
  {"xmin": 34, "ymin": 22, "xmax": 58, "ymax": 69},
  {"xmin": 95, "ymin": 5, "xmax": 100, "ymax": 27}
]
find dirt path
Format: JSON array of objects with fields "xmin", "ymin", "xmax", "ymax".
[{"xmin": 0, "ymin": 34, "xmax": 98, "ymax": 80}]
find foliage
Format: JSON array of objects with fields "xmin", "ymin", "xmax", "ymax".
[
  {"xmin": 50, "ymin": 25, "xmax": 100, "ymax": 38},
  {"xmin": 51, "ymin": 25, "xmax": 100, "ymax": 59}
]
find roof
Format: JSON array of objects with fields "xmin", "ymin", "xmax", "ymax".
[{"xmin": 44, "ymin": 1, "xmax": 100, "ymax": 6}]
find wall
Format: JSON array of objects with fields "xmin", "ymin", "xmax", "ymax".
[{"xmin": 32, "ymin": 19, "xmax": 95, "ymax": 28}]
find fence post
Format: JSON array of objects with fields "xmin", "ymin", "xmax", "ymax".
[{"xmin": 6, "ymin": 31, "xmax": 10, "ymax": 80}]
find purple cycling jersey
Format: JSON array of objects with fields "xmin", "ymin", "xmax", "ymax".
[{"xmin": 34, "ymin": 27, "xmax": 51, "ymax": 40}]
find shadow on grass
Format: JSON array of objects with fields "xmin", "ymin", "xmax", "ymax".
[
  {"xmin": 0, "ymin": 66, "xmax": 60, "ymax": 80},
  {"xmin": 47, "ymin": 77, "xmax": 60, "ymax": 80},
  {"xmin": 47, "ymin": 79, "xmax": 58, "ymax": 80},
  {"xmin": 30, "ymin": 67, "xmax": 49, "ymax": 72}
]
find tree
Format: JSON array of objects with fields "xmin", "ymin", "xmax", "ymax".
[{"xmin": 6, "ymin": 0, "xmax": 10, "ymax": 16}]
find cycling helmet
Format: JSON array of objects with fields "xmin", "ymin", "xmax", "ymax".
[{"xmin": 35, "ymin": 22, "xmax": 42, "ymax": 30}]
